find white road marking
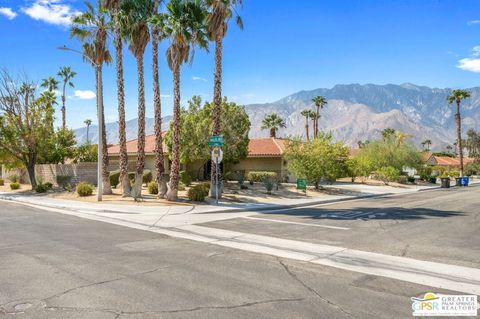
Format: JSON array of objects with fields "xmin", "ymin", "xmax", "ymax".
[{"xmin": 240, "ymin": 216, "xmax": 350, "ymax": 230}]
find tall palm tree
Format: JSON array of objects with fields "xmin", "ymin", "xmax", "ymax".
[
  {"xmin": 121, "ymin": 0, "xmax": 154, "ymax": 197},
  {"xmin": 312, "ymin": 96, "xmax": 327, "ymax": 138},
  {"xmin": 446, "ymin": 144, "xmax": 453, "ymax": 154},
  {"xmin": 421, "ymin": 139, "xmax": 432, "ymax": 151},
  {"xmin": 71, "ymin": 1, "xmax": 112, "ymax": 195},
  {"xmin": 261, "ymin": 113, "xmax": 286, "ymax": 138},
  {"xmin": 151, "ymin": 0, "xmax": 167, "ymax": 198},
  {"xmin": 84, "ymin": 119, "xmax": 92, "ymax": 143},
  {"xmin": 104, "ymin": 0, "xmax": 131, "ymax": 197},
  {"xmin": 381, "ymin": 128, "xmax": 396, "ymax": 141},
  {"xmin": 309, "ymin": 111, "xmax": 319, "ymax": 139},
  {"xmin": 300, "ymin": 109, "xmax": 313, "ymax": 141},
  {"xmin": 447, "ymin": 89, "xmax": 471, "ymax": 176},
  {"xmin": 206, "ymin": 0, "xmax": 243, "ymax": 198},
  {"xmin": 152, "ymin": 0, "xmax": 208, "ymax": 201},
  {"xmin": 40, "ymin": 76, "xmax": 59, "ymax": 93},
  {"xmin": 57, "ymin": 67, "xmax": 76, "ymax": 129}
]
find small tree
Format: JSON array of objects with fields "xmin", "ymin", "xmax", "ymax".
[
  {"xmin": 285, "ymin": 133, "xmax": 348, "ymax": 189},
  {"xmin": 377, "ymin": 166, "xmax": 400, "ymax": 185},
  {"xmin": 345, "ymin": 156, "xmax": 373, "ymax": 183}
]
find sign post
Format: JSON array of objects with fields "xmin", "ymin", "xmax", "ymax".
[{"xmin": 211, "ymin": 147, "xmax": 223, "ymax": 205}]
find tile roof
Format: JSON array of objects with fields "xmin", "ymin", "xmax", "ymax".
[
  {"xmin": 108, "ymin": 134, "xmax": 288, "ymax": 158},
  {"xmin": 432, "ymin": 156, "xmax": 475, "ymax": 166}
]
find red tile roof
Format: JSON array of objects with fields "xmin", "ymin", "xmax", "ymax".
[
  {"xmin": 433, "ymin": 156, "xmax": 475, "ymax": 166},
  {"xmin": 108, "ymin": 134, "xmax": 287, "ymax": 158}
]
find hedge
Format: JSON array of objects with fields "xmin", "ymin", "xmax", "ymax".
[
  {"xmin": 246, "ymin": 171, "xmax": 278, "ymax": 183},
  {"xmin": 187, "ymin": 184, "xmax": 209, "ymax": 201}
]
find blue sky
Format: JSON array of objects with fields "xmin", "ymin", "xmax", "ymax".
[{"xmin": 0, "ymin": 0, "xmax": 480, "ymax": 129}]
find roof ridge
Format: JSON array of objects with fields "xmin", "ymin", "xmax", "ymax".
[{"xmin": 271, "ymin": 137, "xmax": 284, "ymax": 154}]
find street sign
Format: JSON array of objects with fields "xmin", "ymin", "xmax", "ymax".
[
  {"xmin": 208, "ymin": 135, "xmax": 224, "ymax": 147},
  {"xmin": 211, "ymin": 148, "xmax": 223, "ymax": 163},
  {"xmin": 296, "ymin": 179, "xmax": 307, "ymax": 190}
]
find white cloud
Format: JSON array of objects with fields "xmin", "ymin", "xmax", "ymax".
[
  {"xmin": 192, "ymin": 76, "xmax": 207, "ymax": 82},
  {"xmin": 0, "ymin": 7, "xmax": 17, "ymax": 20},
  {"xmin": 22, "ymin": 0, "xmax": 80, "ymax": 26},
  {"xmin": 467, "ymin": 20, "xmax": 480, "ymax": 25},
  {"xmin": 457, "ymin": 46, "xmax": 480, "ymax": 73},
  {"xmin": 160, "ymin": 94, "xmax": 171, "ymax": 98},
  {"xmin": 73, "ymin": 90, "xmax": 96, "ymax": 100}
]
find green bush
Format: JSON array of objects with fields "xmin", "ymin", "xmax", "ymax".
[
  {"xmin": 148, "ymin": 181, "xmax": 158, "ymax": 195},
  {"xmin": 45, "ymin": 182, "xmax": 53, "ymax": 190},
  {"xmin": 263, "ymin": 177, "xmax": 276, "ymax": 194},
  {"xmin": 109, "ymin": 170, "xmax": 120, "ymax": 188},
  {"xmin": 407, "ymin": 176, "xmax": 415, "ymax": 183},
  {"xmin": 247, "ymin": 171, "xmax": 278, "ymax": 183},
  {"xmin": 396, "ymin": 176, "xmax": 408, "ymax": 184},
  {"xmin": 56, "ymin": 175, "xmax": 73, "ymax": 188},
  {"xmin": 76, "ymin": 182, "xmax": 94, "ymax": 197},
  {"xmin": 64, "ymin": 183, "xmax": 73, "ymax": 192},
  {"xmin": 10, "ymin": 182, "xmax": 20, "ymax": 190},
  {"xmin": 35, "ymin": 183, "xmax": 48, "ymax": 193},
  {"xmin": 9, "ymin": 175, "xmax": 18, "ymax": 183},
  {"xmin": 178, "ymin": 182, "xmax": 186, "ymax": 191},
  {"xmin": 180, "ymin": 171, "xmax": 192, "ymax": 186},
  {"xmin": 0, "ymin": 179, "xmax": 4, "ymax": 186},
  {"xmin": 201, "ymin": 182, "xmax": 211, "ymax": 190},
  {"xmin": 143, "ymin": 170, "xmax": 153, "ymax": 185},
  {"xmin": 187, "ymin": 184, "xmax": 209, "ymax": 201},
  {"xmin": 377, "ymin": 166, "xmax": 400, "ymax": 185},
  {"xmin": 417, "ymin": 166, "xmax": 433, "ymax": 181}
]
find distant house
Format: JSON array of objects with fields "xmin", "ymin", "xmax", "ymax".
[
  {"xmin": 425, "ymin": 154, "xmax": 475, "ymax": 168},
  {"xmin": 107, "ymin": 135, "xmax": 293, "ymax": 182}
]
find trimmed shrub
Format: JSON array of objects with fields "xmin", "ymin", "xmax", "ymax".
[
  {"xmin": 143, "ymin": 170, "xmax": 153, "ymax": 185},
  {"xmin": 187, "ymin": 184, "xmax": 208, "ymax": 202},
  {"xmin": 247, "ymin": 171, "xmax": 278, "ymax": 183},
  {"xmin": 377, "ymin": 166, "xmax": 400, "ymax": 185},
  {"xmin": 109, "ymin": 170, "xmax": 120, "ymax": 188},
  {"xmin": 76, "ymin": 182, "xmax": 94, "ymax": 197},
  {"xmin": 148, "ymin": 181, "xmax": 158, "ymax": 195},
  {"xmin": 9, "ymin": 175, "xmax": 18, "ymax": 183},
  {"xmin": 0, "ymin": 179, "xmax": 4, "ymax": 186},
  {"xmin": 180, "ymin": 171, "xmax": 192, "ymax": 186},
  {"xmin": 10, "ymin": 182, "xmax": 20, "ymax": 190},
  {"xmin": 56, "ymin": 175, "xmax": 73, "ymax": 188}
]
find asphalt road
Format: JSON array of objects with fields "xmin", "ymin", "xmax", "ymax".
[{"xmin": 0, "ymin": 185, "xmax": 478, "ymax": 318}]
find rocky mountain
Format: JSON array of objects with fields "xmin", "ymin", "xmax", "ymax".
[{"xmin": 74, "ymin": 83, "xmax": 480, "ymax": 150}]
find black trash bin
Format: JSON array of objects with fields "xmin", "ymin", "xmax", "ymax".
[
  {"xmin": 441, "ymin": 177, "xmax": 450, "ymax": 188},
  {"xmin": 455, "ymin": 177, "xmax": 462, "ymax": 186}
]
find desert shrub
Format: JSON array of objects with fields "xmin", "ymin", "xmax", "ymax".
[
  {"xmin": 263, "ymin": 177, "xmax": 276, "ymax": 194},
  {"xmin": 45, "ymin": 182, "xmax": 53, "ymax": 190},
  {"xmin": 109, "ymin": 171, "xmax": 120, "ymax": 188},
  {"xmin": 396, "ymin": 176, "xmax": 408, "ymax": 184},
  {"xmin": 247, "ymin": 171, "xmax": 278, "ymax": 183},
  {"xmin": 446, "ymin": 170, "xmax": 460, "ymax": 178},
  {"xmin": 465, "ymin": 162, "xmax": 480, "ymax": 176},
  {"xmin": 64, "ymin": 183, "xmax": 73, "ymax": 192},
  {"xmin": 377, "ymin": 166, "xmax": 400, "ymax": 185},
  {"xmin": 0, "ymin": 179, "xmax": 4, "ymax": 186},
  {"xmin": 180, "ymin": 171, "xmax": 192, "ymax": 186},
  {"xmin": 10, "ymin": 182, "xmax": 20, "ymax": 190},
  {"xmin": 56, "ymin": 175, "xmax": 73, "ymax": 188},
  {"xmin": 76, "ymin": 182, "xmax": 94, "ymax": 197},
  {"xmin": 9, "ymin": 175, "xmax": 18, "ymax": 183},
  {"xmin": 187, "ymin": 184, "xmax": 209, "ymax": 201},
  {"xmin": 178, "ymin": 182, "xmax": 186, "ymax": 191},
  {"xmin": 35, "ymin": 183, "xmax": 48, "ymax": 193},
  {"xmin": 148, "ymin": 181, "xmax": 158, "ymax": 195},
  {"xmin": 143, "ymin": 170, "xmax": 152, "ymax": 185},
  {"xmin": 201, "ymin": 182, "xmax": 211, "ymax": 190},
  {"xmin": 417, "ymin": 166, "xmax": 433, "ymax": 181}
]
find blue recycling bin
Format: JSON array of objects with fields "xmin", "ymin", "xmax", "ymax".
[{"xmin": 461, "ymin": 176, "xmax": 469, "ymax": 186}]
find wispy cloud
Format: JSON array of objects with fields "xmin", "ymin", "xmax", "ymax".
[
  {"xmin": 467, "ymin": 19, "xmax": 480, "ymax": 25},
  {"xmin": 457, "ymin": 46, "xmax": 480, "ymax": 72},
  {"xmin": 192, "ymin": 76, "xmax": 207, "ymax": 82},
  {"xmin": 73, "ymin": 90, "xmax": 96, "ymax": 100},
  {"xmin": 0, "ymin": 7, "xmax": 17, "ymax": 20},
  {"xmin": 160, "ymin": 94, "xmax": 171, "ymax": 98},
  {"xmin": 21, "ymin": 0, "xmax": 80, "ymax": 26}
]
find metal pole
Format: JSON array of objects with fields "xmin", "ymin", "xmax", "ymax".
[
  {"xmin": 215, "ymin": 157, "xmax": 219, "ymax": 205},
  {"xmin": 96, "ymin": 66, "xmax": 103, "ymax": 201}
]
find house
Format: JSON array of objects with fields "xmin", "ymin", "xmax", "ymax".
[
  {"xmin": 425, "ymin": 154, "xmax": 475, "ymax": 168},
  {"xmin": 107, "ymin": 135, "xmax": 294, "ymax": 182}
]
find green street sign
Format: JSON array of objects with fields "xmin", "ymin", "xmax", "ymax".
[
  {"xmin": 296, "ymin": 179, "xmax": 307, "ymax": 190},
  {"xmin": 208, "ymin": 135, "xmax": 224, "ymax": 147}
]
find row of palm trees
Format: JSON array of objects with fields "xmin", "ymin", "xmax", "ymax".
[{"xmin": 70, "ymin": 0, "xmax": 242, "ymax": 201}]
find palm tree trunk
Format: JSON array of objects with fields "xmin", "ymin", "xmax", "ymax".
[
  {"xmin": 86, "ymin": 124, "xmax": 90, "ymax": 143},
  {"xmin": 97, "ymin": 66, "xmax": 112, "ymax": 195},
  {"xmin": 456, "ymin": 101, "xmax": 464, "ymax": 176},
  {"xmin": 315, "ymin": 106, "xmax": 319, "ymax": 138},
  {"xmin": 61, "ymin": 85, "xmax": 66, "ymax": 129},
  {"xmin": 134, "ymin": 55, "xmax": 146, "ymax": 197},
  {"xmin": 305, "ymin": 116, "xmax": 309, "ymax": 141},
  {"xmin": 210, "ymin": 35, "xmax": 223, "ymax": 199},
  {"xmin": 166, "ymin": 63, "xmax": 181, "ymax": 201},
  {"xmin": 270, "ymin": 128, "xmax": 276, "ymax": 138},
  {"xmin": 113, "ymin": 15, "xmax": 130, "ymax": 197}
]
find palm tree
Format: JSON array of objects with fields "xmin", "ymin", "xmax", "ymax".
[
  {"xmin": 84, "ymin": 119, "xmax": 92, "ymax": 143},
  {"xmin": 312, "ymin": 96, "xmax": 327, "ymax": 138},
  {"xmin": 151, "ymin": 0, "xmax": 167, "ymax": 198},
  {"xmin": 104, "ymin": 0, "xmax": 131, "ymax": 197},
  {"xmin": 205, "ymin": 0, "xmax": 243, "ymax": 199},
  {"xmin": 71, "ymin": 1, "xmax": 112, "ymax": 195},
  {"xmin": 40, "ymin": 76, "xmax": 59, "ymax": 93},
  {"xmin": 300, "ymin": 109, "xmax": 313, "ymax": 141},
  {"xmin": 37, "ymin": 91, "xmax": 57, "ymax": 131},
  {"xmin": 57, "ymin": 67, "xmax": 76, "ymax": 129},
  {"xmin": 381, "ymin": 128, "xmax": 396, "ymax": 141},
  {"xmin": 447, "ymin": 89, "xmax": 471, "ymax": 176},
  {"xmin": 309, "ymin": 111, "xmax": 319, "ymax": 138},
  {"xmin": 152, "ymin": 0, "xmax": 208, "ymax": 201},
  {"xmin": 446, "ymin": 144, "xmax": 453, "ymax": 154},
  {"xmin": 261, "ymin": 113, "xmax": 286, "ymax": 138},
  {"xmin": 421, "ymin": 139, "xmax": 432, "ymax": 151},
  {"xmin": 121, "ymin": 0, "xmax": 154, "ymax": 197}
]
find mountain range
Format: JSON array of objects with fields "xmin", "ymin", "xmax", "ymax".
[{"xmin": 74, "ymin": 83, "xmax": 480, "ymax": 151}]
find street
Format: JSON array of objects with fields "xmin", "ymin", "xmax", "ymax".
[{"xmin": 0, "ymin": 185, "xmax": 479, "ymax": 318}]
